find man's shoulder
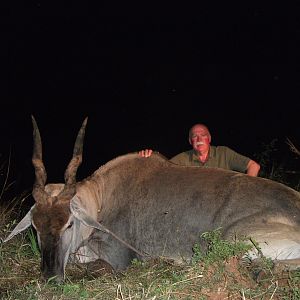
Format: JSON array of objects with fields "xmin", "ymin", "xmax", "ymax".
[
  {"xmin": 212, "ymin": 146, "xmax": 243, "ymax": 159},
  {"xmin": 214, "ymin": 145, "xmax": 250, "ymax": 162},
  {"xmin": 213, "ymin": 145, "xmax": 233, "ymax": 153}
]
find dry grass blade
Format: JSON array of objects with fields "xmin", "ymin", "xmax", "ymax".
[
  {"xmin": 0, "ymin": 148, "xmax": 12, "ymax": 201},
  {"xmin": 286, "ymin": 138, "xmax": 300, "ymax": 156}
]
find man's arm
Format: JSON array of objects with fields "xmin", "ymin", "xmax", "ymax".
[{"xmin": 246, "ymin": 159, "xmax": 260, "ymax": 177}]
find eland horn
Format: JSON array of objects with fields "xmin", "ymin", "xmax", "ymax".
[
  {"xmin": 31, "ymin": 115, "xmax": 48, "ymax": 204},
  {"xmin": 59, "ymin": 117, "xmax": 88, "ymax": 200}
]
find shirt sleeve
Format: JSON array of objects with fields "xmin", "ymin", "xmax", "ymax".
[{"xmin": 225, "ymin": 147, "xmax": 250, "ymax": 172}]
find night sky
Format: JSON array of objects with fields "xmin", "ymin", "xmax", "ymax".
[{"xmin": 2, "ymin": 4, "xmax": 300, "ymax": 197}]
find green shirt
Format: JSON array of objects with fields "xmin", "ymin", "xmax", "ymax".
[{"xmin": 170, "ymin": 146, "xmax": 250, "ymax": 173}]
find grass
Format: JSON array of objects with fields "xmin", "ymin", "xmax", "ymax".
[{"xmin": 1, "ymin": 224, "xmax": 300, "ymax": 299}]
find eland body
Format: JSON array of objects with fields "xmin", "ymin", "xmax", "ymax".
[{"xmin": 4, "ymin": 117, "xmax": 300, "ymax": 283}]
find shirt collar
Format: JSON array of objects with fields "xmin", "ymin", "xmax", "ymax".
[{"xmin": 191, "ymin": 146, "xmax": 216, "ymax": 163}]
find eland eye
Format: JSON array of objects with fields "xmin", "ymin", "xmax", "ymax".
[{"xmin": 66, "ymin": 221, "xmax": 73, "ymax": 229}]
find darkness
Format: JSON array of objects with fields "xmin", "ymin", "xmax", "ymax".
[{"xmin": 1, "ymin": 4, "xmax": 300, "ymax": 200}]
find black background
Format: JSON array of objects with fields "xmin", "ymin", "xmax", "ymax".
[{"xmin": 2, "ymin": 4, "xmax": 300, "ymax": 198}]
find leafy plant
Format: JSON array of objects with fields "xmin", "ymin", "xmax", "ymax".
[
  {"xmin": 27, "ymin": 227, "xmax": 40, "ymax": 257},
  {"xmin": 192, "ymin": 228, "xmax": 252, "ymax": 266}
]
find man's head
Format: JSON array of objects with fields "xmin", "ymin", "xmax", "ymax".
[{"xmin": 188, "ymin": 124, "xmax": 211, "ymax": 155}]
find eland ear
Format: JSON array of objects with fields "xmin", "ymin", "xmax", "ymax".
[
  {"xmin": 70, "ymin": 196, "xmax": 145, "ymax": 257},
  {"xmin": 70, "ymin": 196, "xmax": 109, "ymax": 233},
  {"xmin": 3, "ymin": 205, "xmax": 35, "ymax": 243}
]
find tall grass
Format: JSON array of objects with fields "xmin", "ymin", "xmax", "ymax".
[
  {"xmin": 254, "ymin": 138, "xmax": 300, "ymax": 191},
  {"xmin": 0, "ymin": 152, "xmax": 31, "ymax": 241},
  {"xmin": 1, "ymin": 225, "xmax": 300, "ymax": 299}
]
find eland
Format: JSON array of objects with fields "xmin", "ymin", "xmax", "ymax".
[{"xmin": 4, "ymin": 116, "xmax": 300, "ymax": 283}]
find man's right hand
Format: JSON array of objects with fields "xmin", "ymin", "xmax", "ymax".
[{"xmin": 138, "ymin": 149, "xmax": 153, "ymax": 157}]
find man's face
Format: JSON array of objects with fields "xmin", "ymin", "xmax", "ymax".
[{"xmin": 189, "ymin": 125, "xmax": 211, "ymax": 154}]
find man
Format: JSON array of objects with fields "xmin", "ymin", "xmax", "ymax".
[{"xmin": 139, "ymin": 123, "xmax": 260, "ymax": 177}]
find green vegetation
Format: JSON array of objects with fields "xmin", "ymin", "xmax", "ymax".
[
  {"xmin": 1, "ymin": 223, "xmax": 300, "ymax": 299},
  {"xmin": 192, "ymin": 228, "xmax": 253, "ymax": 266}
]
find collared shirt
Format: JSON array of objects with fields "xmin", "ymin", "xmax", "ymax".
[{"xmin": 170, "ymin": 146, "xmax": 250, "ymax": 173}]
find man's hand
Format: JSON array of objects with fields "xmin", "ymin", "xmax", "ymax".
[
  {"xmin": 138, "ymin": 149, "xmax": 153, "ymax": 157},
  {"xmin": 246, "ymin": 160, "xmax": 260, "ymax": 177}
]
